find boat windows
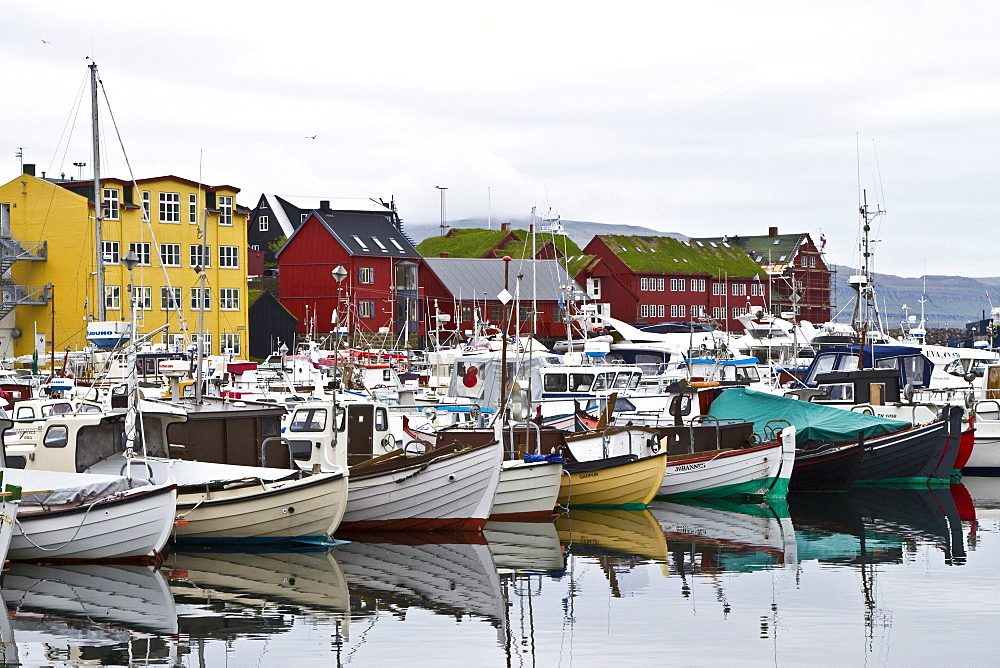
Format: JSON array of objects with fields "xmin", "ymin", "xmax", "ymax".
[
  {"xmin": 288, "ymin": 440, "xmax": 313, "ymax": 461},
  {"xmin": 15, "ymin": 406, "xmax": 34, "ymax": 420},
  {"xmin": 43, "ymin": 425, "xmax": 69, "ymax": 448},
  {"xmin": 613, "ymin": 373, "xmax": 631, "ymax": 389},
  {"xmin": 289, "ymin": 408, "xmax": 327, "ymax": 432},
  {"xmin": 261, "ymin": 416, "xmax": 280, "ymax": 436},
  {"xmin": 569, "ymin": 374, "xmax": 595, "ymax": 392},
  {"xmin": 816, "ymin": 383, "xmax": 854, "ymax": 402},
  {"xmin": 375, "ymin": 407, "xmax": 388, "ymax": 431},
  {"xmin": 593, "ymin": 373, "xmax": 615, "ymax": 391},
  {"xmin": 41, "ymin": 402, "xmax": 74, "ymax": 417},
  {"xmin": 543, "ymin": 374, "xmax": 568, "ymax": 392},
  {"xmin": 733, "ymin": 366, "xmax": 761, "ymax": 383}
]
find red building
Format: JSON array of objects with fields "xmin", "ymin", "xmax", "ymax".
[
  {"xmin": 577, "ymin": 235, "xmax": 770, "ymax": 331},
  {"xmin": 277, "ymin": 209, "xmax": 422, "ymax": 337}
]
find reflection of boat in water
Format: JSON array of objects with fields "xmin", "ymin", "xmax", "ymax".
[
  {"xmin": 648, "ymin": 498, "xmax": 797, "ymax": 571},
  {"xmin": 484, "ymin": 521, "xmax": 564, "ymax": 573},
  {"xmin": 2, "ymin": 563, "xmax": 177, "ymax": 635},
  {"xmin": 961, "ymin": 476, "xmax": 1000, "ymax": 519},
  {"xmin": 554, "ymin": 508, "xmax": 667, "ymax": 562},
  {"xmin": 789, "ymin": 486, "xmax": 966, "ymax": 565},
  {"xmin": 163, "ymin": 548, "xmax": 350, "ymax": 638},
  {"xmin": 333, "ymin": 536, "xmax": 506, "ymax": 640}
]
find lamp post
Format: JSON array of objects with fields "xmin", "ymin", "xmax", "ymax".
[
  {"xmin": 435, "ymin": 186, "xmax": 448, "ymax": 236},
  {"xmin": 331, "ymin": 264, "xmax": 348, "ymax": 457},
  {"xmin": 121, "ymin": 249, "xmax": 140, "ymax": 457},
  {"xmin": 499, "ymin": 256, "xmax": 512, "ymax": 414}
]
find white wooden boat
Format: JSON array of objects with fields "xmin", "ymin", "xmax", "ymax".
[
  {"xmin": 339, "ymin": 440, "xmax": 502, "ymax": 532},
  {"xmin": 1, "ymin": 468, "xmax": 176, "ymax": 561},
  {"xmin": 5, "ymin": 408, "xmax": 348, "ymax": 544},
  {"xmin": 0, "ymin": 472, "xmax": 19, "ymax": 565},
  {"xmin": 657, "ymin": 426, "xmax": 796, "ymax": 499},
  {"xmin": 1, "ymin": 562, "xmax": 177, "ymax": 634},
  {"xmin": 967, "ymin": 398, "xmax": 1000, "ymax": 475},
  {"xmin": 492, "ymin": 459, "xmax": 562, "ymax": 521}
]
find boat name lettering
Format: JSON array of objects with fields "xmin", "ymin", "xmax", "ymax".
[
  {"xmin": 674, "ymin": 462, "xmax": 707, "ymax": 472},
  {"xmin": 578, "ymin": 472, "xmax": 599, "ymax": 479}
]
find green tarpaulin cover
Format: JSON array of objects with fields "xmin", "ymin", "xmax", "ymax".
[{"xmin": 708, "ymin": 388, "xmax": 910, "ymax": 444}]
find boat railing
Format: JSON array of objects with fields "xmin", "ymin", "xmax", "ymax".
[
  {"xmin": 973, "ymin": 399, "xmax": 1000, "ymax": 421},
  {"xmin": 120, "ymin": 458, "xmax": 155, "ymax": 484},
  {"xmin": 260, "ymin": 436, "xmax": 294, "ymax": 469},
  {"xmin": 762, "ymin": 419, "xmax": 792, "ymax": 443},
  {"xmin": 507, "ymin": 421, "xmax": 542, "ymax": 457}
]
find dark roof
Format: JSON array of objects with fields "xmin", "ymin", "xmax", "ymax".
[
  {"xmin": 280, "ymin": 210, "xmax": 420, "ymax": 259},
  {"xmin": 423, "ymin": 257, "xmax": 579, "ymax": 302}
]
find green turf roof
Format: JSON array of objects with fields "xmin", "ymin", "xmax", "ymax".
[
  {"xmin": 416, "ymin": 228, "xmax": 588, "ymax": 269},
  {"xmin": 692, "ymin": 233, "xmax": 807, "ymax": 266},
  {"xmin": 599, "ymin": 235, "xmax": 766, "ymax": 278}
]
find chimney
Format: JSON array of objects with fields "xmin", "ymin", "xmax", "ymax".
[
  {"xmin": 320, "ymin": 200, "xmax": 330, "ymax": 210},
  {"xmin": 529, "ymin": 223, "xmax": 534, "ymax": 233},
  {"xmin": 769, "ymin": 226, "xmax": 778, "ymax": 238},
  {"xmin": 23, "ymin": 164, "xmax": 35, "ymax": 176},
  {"xmin": 501, "ymin": 222, "xmax": 510, "ymax": 231},
  {"xmin": 439, "ymin": 252, "xmax": 450, "ymax": 258}
]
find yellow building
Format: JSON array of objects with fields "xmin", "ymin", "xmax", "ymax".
[{"xmin": 0, "ymin": 166, "xmax": 249, "ymax": 360}]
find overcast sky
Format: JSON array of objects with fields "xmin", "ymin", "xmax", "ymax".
[{"xmin": 4, "ymin": 1, "xmax": 997, "ymax": 277}]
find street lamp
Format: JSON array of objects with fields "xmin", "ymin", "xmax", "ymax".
[{"xmin": 121, "ymin": 249, "xmax": 140, "ymax": 457}]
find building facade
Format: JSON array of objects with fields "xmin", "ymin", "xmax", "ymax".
[
  {"xmin": 578, "ymin": 235, "xmax": 769, "ymax": 331},
  {"xmin": 0, "ymin": 166, "xmax": 249, "ymax": 359}
]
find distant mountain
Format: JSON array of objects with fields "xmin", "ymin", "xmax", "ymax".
[
  {"xmin": 404, "ymin": 216, "xmax": 684, "ymax": 247},
  {"xmin": 403, "ymin": 217, "xmax": 995, "ymax": 328},
  {"xmin": 831, "ymin": 266, "xmax": 996, "ymax": 328}
]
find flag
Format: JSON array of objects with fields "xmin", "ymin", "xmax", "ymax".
[
  {"xmin": 819, "ymin": 233, "xmax": 827, "ymax": 250},
  {"xmin": 558, "ymin": 293, "xmax": 565, "ymax": 310}
]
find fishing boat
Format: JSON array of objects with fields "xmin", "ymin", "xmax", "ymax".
[
  {"xmin": 558, "ymin": 452, "xmax": 667, "ymax": 508},
  {"xmin": 285, "ymin": 398, "xmax": 502, "ymax": 532},
  {"xmin": 1, "ymin": 467, "xmax": 175, "ymax": 561}
]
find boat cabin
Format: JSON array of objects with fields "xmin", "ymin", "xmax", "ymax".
[
  {"xmin": 283, "ymin": 399, "xmax": 392, "ymax": 469},
  {"xmin": 793, "ymin": 345, "xmax": 933, "ymax": 405}
]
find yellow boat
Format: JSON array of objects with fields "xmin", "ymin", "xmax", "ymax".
[
  {"xmin": 557, "ymin": 453, "xmax": 667, "ymax": 508},
  {"xmin": 555, "ymin": 508, "xmax": 668, "ymax": 562}
]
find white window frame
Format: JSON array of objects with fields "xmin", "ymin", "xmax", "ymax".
[
  {"xmin": 132, "ymin": 286, "xmax": 152, "ymax": 311},
  {"xmin": 640, "ymin": 278, "xmax": 648, "ymax": 291},
  {"xmin": 159, "ymin": 192, "xmax": 180, "ymax": 223},
  {"xmin": 712, "ymin": 282, "xmax": 725, "ymax": 296},
  {"xmin": 192, "ymin": 333, "xmax": 213, "ymax": 355},
  {"xmin": 640, "ymin": 304, "xmax": 649, "ymax": 318},
  {"xmin": 103, "ymin": 188, "xmax": 120, "ymax": 221},
  {"xmin": 219, "ymin": 288, "xmax": 240, "ymax": 311},
  {"xmin": 190, "ymin": 245, "xmax": 211, "ymax": 268},
  {"xmin": 188, "ymin": 193, "xmax": 198, "ymax": 224},
  {"xmin": 190, "ymin": 287, "xmax": 211, "ymax": 311},
  {"xmin": 587, "ymin": 277, "xmax": 601, "ymax": 298},
  {"xmin": 129, "ymin": 242, "xmax": 151, "ymax": 266},
  {"xmin": 105, "ymin": 285, "xmax": 121, "ymax": 310},
  {"xmin": 142, "ymin": 191, "xmax": 150, "ymax": 221},
  {"xmin": 219, "ymin": 246, "xmax": 239, "ymax": 268},
  {"xmin": 218, "ymin": 195, "xmax": 233, "ymax": 226},
  {"xmin": 220, "ymin": 333, "xmax": 241, "ymax": 355},
  {"xmin": 160, "ymin": 243, "xmax": 181, "ymax": 267},
  {"xmin": 258, "ymin": 215, "xmax": 268, "ymax": 232},
  {"xmin": 161, "ymin": 286, "xmax": 182, "ymax": 310},
  {"xmin": 658, "ymin": 304, "xmax": 666, "ymax": 317},
  {"xmin": 102, "ymin": 240, "xmax": 120, "ymax": 265},
  {"xmin": 713, "ymin": 306, "xmax": 726, "ymax": 320}
]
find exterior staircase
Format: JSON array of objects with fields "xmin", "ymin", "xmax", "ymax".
[{"xmin": 0, "ymin": 236, "xmax": 49, "ymax": 320}]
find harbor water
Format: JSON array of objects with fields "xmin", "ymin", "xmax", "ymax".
[{"xmin": 3, "ymin": 479, "xmax": 998, "ymax": 667}]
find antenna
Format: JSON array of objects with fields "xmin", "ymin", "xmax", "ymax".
[
  {"xmin": 15, "ymin": 148, "xmax": 23, "ymax": 172},
  {"xmin": 435, "ymin": 186, "xmax": 448, "ymax": 236},
  {"xmin": 73, "ymin": 162, "xmax": 87, "ymax": 179}
]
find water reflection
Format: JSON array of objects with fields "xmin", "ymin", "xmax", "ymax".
[{"xmin": 0, "ymin": 481, "xmax": 995, "ymax": 665}]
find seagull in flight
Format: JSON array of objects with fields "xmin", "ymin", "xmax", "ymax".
[
  {"xmin": 305, "ymin": 134, "xmax": 318, "ymax": 139},
  {"xmin": 41, "ymin": 39, "xmax": 50, "ymax": 44}
]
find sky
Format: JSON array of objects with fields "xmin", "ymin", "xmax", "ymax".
[{"xmin": 3, "ymin": 1, "xmax": 998, "ymax": 277}]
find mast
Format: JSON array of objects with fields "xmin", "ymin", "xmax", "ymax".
[
  {"xmin": 849, "ymin": 189, "xmax": 885, "ymax": 339},
  {"xmin": 90, "ymin": 61, "xmax": 105, "ymax": 321}
]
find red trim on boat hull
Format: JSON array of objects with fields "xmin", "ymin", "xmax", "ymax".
[{"xmin": 488, "ymin": 509, "xmax": 556, "ymax": 523}]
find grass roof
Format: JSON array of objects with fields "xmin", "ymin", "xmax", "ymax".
[
  {"xmin": 416, "ymin": 228, "xmax": 591, "ymax": 273},
  {"xmin": 600, "ymin": 235, "xmax": 766, "ymax": 278}
]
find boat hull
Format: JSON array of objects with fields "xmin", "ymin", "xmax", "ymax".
[
  {"xmin": 337, "ymin": 442, "xmax": 502, "ymax": 532},
  {"xmin": 0, "ymin": 499, "xmax": 16, "ymax": 565},
  {"xmin": 790, "ymin": 441, "xmax": 864, "ymax": 491},
  {"xmin": 173, "ymin": 472, "xmax": 347, "ymax": 543},
  {"xmin": 10, "ymin": 484, "xmax": 176, "ymax": 561},
  {"xmin": 490, "ymin": 460, "xmax": 562, "ymax": 521},
  {"xmin": 558, "ymin": 453, "xmax": 666, "ymax": 508},
  {"xmin": 657, "ymin": 440, "xmax": 788, "ymax": 499},
  {"xmin": 855, "ymin": 421, "xmax": 947, "ymax": 485}
]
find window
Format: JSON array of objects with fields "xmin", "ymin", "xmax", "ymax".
[
  {"xmin": 165, "ymin": 333, "xmax": 186, "ymax": 351},
  {"xmin": 219, "ymin": 246, "xmax": 239, "ymax": 268},
  {"xmin": 132, "ymin": 286, "xmax": 152, "ymax": 310},
  {"xmin": 129, "ymin": 242, "xmax": 151, "ymax": 266},
  {"xmin": 640, "ymin": 278, "xmax": 649, "ymax": 291},
  {"xmin": 713, "ymin": 306, "xmax": 726, "ymax": 320},
  {"xmin": 587, "ymin": 277, "xmax": 601, "ymax": 298},
  {"xmin": 142, "ymin": 191, "xmax": 150, "ymax": 221},
  {"xmin": 659, "ymin": 304, "xmax": 667, "ymax": 317},
  {"xmin": 159, "ymin": 192, "xmax": 180, "ymax": 223},
  {"xmin": 191, "ymin": 333, "xmax": 212, "ymax": 355},
  {"xmin": 219, "ymin": 288, "xmax": 240, "ymax": 310},
  {"xmin": 105, "ymin": 285, "xmax": 120, "ymax": 310},
  {"xmin": 358, "ymin": 267, "xmax": 374, "ymax": 284},
  {"xmin": 544, "ymin": 374, "xmax": 568, "ymax": 392},
  {"xmin": 220, "ymin": 333, "xmax": 241, "ymax": 355},
  {"xmin": 371, "ymin": 236, "xmax": 388, "ymax": 252},
  {"xmin": 570, "ymin": 373, "xmax": 595, "ymax": 392},
  {"xmin": 395, "ymin": 263, "xmax": 418, "ymax": 290},
  {"xmin": 691, "ymin": 279, "xmax": 706, "ymax": 292},
  {"xmin": 102, "ymin": 188, "xmax": 119, "ymax": 220},
  {"xmin": 809, "ymin": 255, "xmax": 816, "ymax": 268},
  {"xmin": 218, "ymin": 195, "xmax": 233, "ymax": 225},
  {"xmin": 800, "ymin": 255, "xmax": 809, "ymax": 267},
  {"xmin": 732, "ymin": 307, "xmax": 746, "ymax": 319},
  {"xmin": 352, "ymin": 235, "xmax": 370, "ymax": 251},
  {"xmin": 640, "ymin": 304, "xmax": 649, "ymax": 317},
  {"xmin": 359, "ymin": 300, "xmax": 374, "ymax": 318},
  {"xmin": 657, "ymin": 278, "xmax": 665, "ymax": 291},
  {"xmin": 670, "ymin": 278, "xmax": 686, "ymax": 291},
  {"xmin": 712, "ymin": 282, "xmax": 725, "ymax": 296},
  {"xmin": 290, "ymin": 408, "xmax": 327, "ymax": 432},
  {"xmin": 751, "ymin": 281, "xmax": 765, "ymax": 297},
  {"xmin": 161, "ymin": 286, "xmax": 181, "ymax": 310},
  {"xmin": 300, "ymin": 213, "xmax": 308, "ymax": 223},
  {"xmin": 160, "ymin": 243, "xmax": 181, "ymax": 267},
  {"xmin": 190, "ymin": 245, "xmax": 211, "ymax": 268},
  {"xmin": 489, "ymin": 304, "xmax": 502, "ymax": 322},
  {"xmin": 671, "ymin": 304, "xmax": 686, "ymax": 318},
  {"xmin": 731, "ymin": 283, "xmax": 746, "ymax": 296},
  {"xmin": 188, "ymin": 193, "xmax": 198, "ymax": 224},
  {"xmin": 190, "ymin": 287, "xmax": 211, "ymax": 310},
  {"xmin": 258, "ymin": 215, "xmax": 268, "ymax": 232},
  {"xmin": 43, "ymin": 425, "xmax": 68, "ymax": 448},
  {"xmin": 693, "ymin": 305, "xmax": 706, "ymax": 318},
  {"xmin": 460, "ymin": 304, "xmax": 473, "ymax": 323},
  {"xmin": 102, "ymin": 241, "xmax": 119, "ymax": 264},
  {"xmin": 388, "ymin": 238, "xmax": 406, "ymax": 253}
]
